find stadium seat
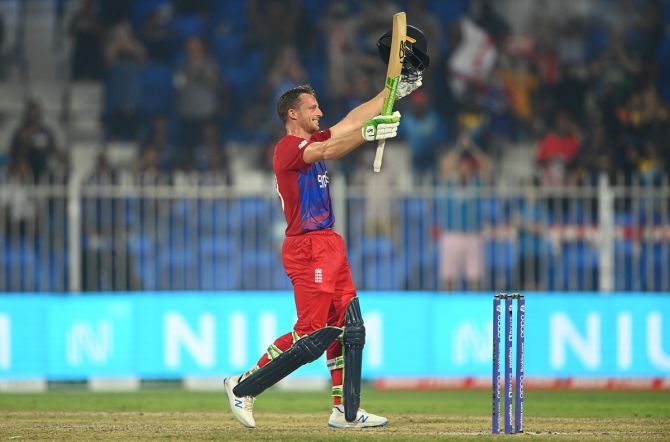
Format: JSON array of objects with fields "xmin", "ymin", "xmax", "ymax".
[
  {"xmin": 560, "ymin": 242, "xmax": 599, "ymax": 291},
  {"xmin": 240, "ymin": 248, "xmax": 287, "ymax": 290},
  {"xmin": 171, "ymin": 14, "xmax": 205, "ymax": 41},
  {"xmin": 131, "ymin": 0, "xmax": 169, "ymax": 30},
  {"xmin": 349, "ymin": 236, "xmax": 404, "ymax": 291},
  {"xmin": 2, "ymin": 241, "xmax": 38, "ymax": 291},
  {"xmin": 198, "ymin": 235, "xmax": 241, "ymax": 290},
  {"xmin": 484, "ymin": 239, "xmax": 517, "ymax": 289}
]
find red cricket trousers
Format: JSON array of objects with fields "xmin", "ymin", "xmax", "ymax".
[{"xmin": 248, "ymin": 229, "xmax": 356, "ymax": 405}]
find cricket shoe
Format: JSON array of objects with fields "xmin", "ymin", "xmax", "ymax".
[
  {"xmin": 328, "ymin": 405, "xmax": 388, "ymax": 428},
  {"xmin": 224, "ymin": 375, "xmax": 256, "ymax": 428}
]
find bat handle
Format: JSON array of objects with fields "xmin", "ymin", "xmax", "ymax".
[{"xmin": 373, "ymin": 139, "xmax": 386, "ymax": 173}]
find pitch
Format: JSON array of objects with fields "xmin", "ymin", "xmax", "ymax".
[{"xmin": 0, "ymin": 387, "xmax": 668, "ymax": 441}]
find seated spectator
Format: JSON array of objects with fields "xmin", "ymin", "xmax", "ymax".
[
  {"xmin": 630, "ymin": 140, "xmax": 665, "ymax": 186},
  {"xmin": 400, "ymin": 89, "xmax": 446, "ymax": 184},
  {"xmin": 68, "ymin": 0, "xmax": 104, "ymax": 80},
  {"xmin": 138, "ymin": 114, "xmax": 175, "ymax": 174},
  {"xmin": 535, "ymin": 111, "xmax": 582, "ymax": 186},
  {"xmin": 194, "ymin": 120, "xmax": 231, "ymax": 182},
  {"xmin": 8, "ymin": 100, "xmax": 65, "ymax": 180},
  {"xmin": 457, "ymin": 92, "xmax": 489, "ymax": 150},
  {"xmin": 104, "ymin": 20, "xmax": 147, "ymax": 140},
  {"xmin": 86, "ymin": 150, "xmax": 117, "ymax": 183},
  {"xmin": 174, "ymin": 36, "xmax": 220, "ymax": 151},
  {"xmin": 437, "ymin": 133, "xmax": 492, "ymax": 291}
]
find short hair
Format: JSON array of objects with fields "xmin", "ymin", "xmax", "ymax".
[{"xmin": 276, "ymin": 84, "xmax": 316, "ymax": 124}]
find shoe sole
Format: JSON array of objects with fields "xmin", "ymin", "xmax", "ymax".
[{"xmin": 328, "ymin": 420, "xmax": 388, "ymax": 429}]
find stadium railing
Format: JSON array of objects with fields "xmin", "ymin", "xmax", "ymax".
[{"xmin": 0, "ymin": 171, "xmax": 668, "ymax": 293}]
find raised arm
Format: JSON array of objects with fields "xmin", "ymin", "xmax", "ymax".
[
  {"xmin": 328, "ymin": 89, "xmax": 386, "ymax": 138},
  {"xmin": 303, "ymin": 112, "xmax": 400, "ymax": 164},
  {"xmin": 302, "ymin": 128, "xmax": 366, "ymax": 163}
]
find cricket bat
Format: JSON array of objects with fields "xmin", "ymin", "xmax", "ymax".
[{"xmin": 373, "ymin": 11, "xmax": 406, "ymax": 173}]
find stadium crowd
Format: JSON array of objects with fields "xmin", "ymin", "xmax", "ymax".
[
  {"xmin": 1, "ymin": 0, "xmax": 670, "ymax": 293},
  {"xmin": 2, "ymin": 0, "xmax": 669, "ymax": 184}
]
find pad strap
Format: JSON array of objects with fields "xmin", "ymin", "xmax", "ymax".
[{"xmin": 233, "ymin": 326, "xmax": 341, "ymax": 397}]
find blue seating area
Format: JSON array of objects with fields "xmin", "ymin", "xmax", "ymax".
[{"xmin": 2, "ymin": 192, "xmax": 670, "ymax": 292}]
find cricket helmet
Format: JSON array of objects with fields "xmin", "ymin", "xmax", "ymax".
[{"xmin": 377, "ymin": 24, "xmax": 430, "ymax": 74}]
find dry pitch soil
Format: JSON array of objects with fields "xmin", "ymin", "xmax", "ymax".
[{"xmin": 1, "ymin": 411, "xmax": 668, "ymax": 441}]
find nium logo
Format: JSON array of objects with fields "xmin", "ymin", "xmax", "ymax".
[
  {"xmin": 298, "ymin": 140, "xmax": 308, "ymax": 149},
  {"xmin": 315, "ymin": 268, "xmax": 323, "ymax": 283}
]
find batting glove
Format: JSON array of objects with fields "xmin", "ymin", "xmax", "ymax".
[
  {"xmin": 362, "ymin": 111, "xmax": 401, "ymax": 141},
  {"xmin": 396, "ymin": 72, "xmax": 423, "ymax": 100}
]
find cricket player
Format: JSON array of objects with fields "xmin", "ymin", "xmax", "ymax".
[{"xmin": 223, "ymin": 73, "xmax": 422, "ymax": 429}]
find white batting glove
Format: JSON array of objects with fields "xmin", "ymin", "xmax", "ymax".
[
  {"xmin": 362, "ymin": 111, "xmax": 401, "ymax": 141},
  {"xmin": 396, "ymin": 72, "xmax": 423, "ymax": 100}
]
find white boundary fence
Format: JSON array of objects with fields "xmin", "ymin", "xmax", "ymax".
[{"xmin": 0, "ymin": 172, "xmax": 668, "ymax": 292}]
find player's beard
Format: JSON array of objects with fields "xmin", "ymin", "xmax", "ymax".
[{"xmin": 303, "ymin": 117, "xmax": 320, "ymax": 134}]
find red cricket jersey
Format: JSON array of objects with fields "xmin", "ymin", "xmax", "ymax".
[{"xmin": 273, "ymin": 129, "xmax": 335, "ymax": 236}]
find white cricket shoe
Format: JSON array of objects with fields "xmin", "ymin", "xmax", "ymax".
[
  {"xmin": 224, "ymin": 375, "xmax": 256, "ymax": 428},
  {"xmin": 328, "ymin": 405, "xmax": 388, "ymax": 428}
]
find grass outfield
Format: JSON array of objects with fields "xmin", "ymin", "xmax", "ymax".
[{"xmin": 0, "ymin": 388, "xmax": 668, "ymax": 441}]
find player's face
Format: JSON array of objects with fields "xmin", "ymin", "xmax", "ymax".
[{"xmin": 296, "ymin": 93, "xmax": 323, "ymax": 133}]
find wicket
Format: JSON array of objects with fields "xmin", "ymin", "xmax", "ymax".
[{"xmin": 492, "ymin": 293, "xmax": 524, "ymax": 434}]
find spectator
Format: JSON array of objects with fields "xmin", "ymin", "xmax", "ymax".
[
  {"xmin": 194, "ymin": 120, "xmax": 231, "ymax": 182},
  {"xmin": 247, "ymin": 0, "xmax": 302, "ymax": 70},
  {"xmin": 437, "ymin": 133, "xmax": 492, "ymax": 291},
  {"xmin": 470, "ymin": 0, "xmax": 510, "ymax": 49},
  {"xmin": 104, "ymin": 20, "xmax": 147, "ymax": 140},
  {"xmin": 98, "ymin": 0, "xmax": 131, "ymax": 28},
  {"xmin": 322, "ymin": 1, "xmax": 354, "ymax": 114},
  {"xmin": 496, "ymin": 53, "xmax": 539, "ymax": 139},
  {"xmin": 556, "ymin": 17, "xmax": 589, "ymax": 69},
  {"xmin": 447, "ymin": 17, "xmax": 498, "ymax": 99},
  {"xmin": 407, "ymin": 0, "xmax": 443, "ymax": 72},
  {"xmin": 513, "ymin": 179, "xmax": 550, "ymax": 291},
  {"xmin": 629, "ymin": 140, "xmax": 665, "ymax": 186},
  {"xmin": 351, "ymin": 150, "xmax": 397, "ymax": 238},
  {"xmin": 3, "ymin": 156, "xmax": 39, "ymax": 238},
  {"xmin": 138, "ymin": 6, "xmax": 175, "ymax": 64},
  {"xmin": 68, "ymin": 0, "xmax": 104, "ymax": 80},
  {"xmin": 535, "ymin": 111, "xmax": 582, "ymax": 186},
  {"xmin": 576, "ymin": 113, "xmax": 616, "ymax": 182},
  {"xmin": 8, "ymin": 100, "xmax": 64, "ymax": 180},
  {"xmin": 138, "ymin": 114, "xmax": 176, "ymax": 174},
  {"xmin": 400, "ymin": 89, "xmax": 446, "ymax": 184},
  {"xmin": 342, "ymin": 0, "xmax": 399, "ymax": 91},
  {"xmin": 268, "ymin": 45, "xmax": 308, "ymax": 103},
  {"xmin": 174, "ymin": 36, "xmax": 220, "ymax": 151},
  {"xmin": 553, "ymin": 64, "xmax": 589, "ymax": 125},
  {"xmin": 457, "ymin": 92, "xmax": 489, "ymax": 150},
  {"xmin": 339, "ymin": 71, "xmax": 376, "ymax": 180}
]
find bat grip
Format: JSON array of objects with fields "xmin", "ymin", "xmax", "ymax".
[{"xmin": 373, "ymin": 139, "xmax": 386, "ymax": 173}]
